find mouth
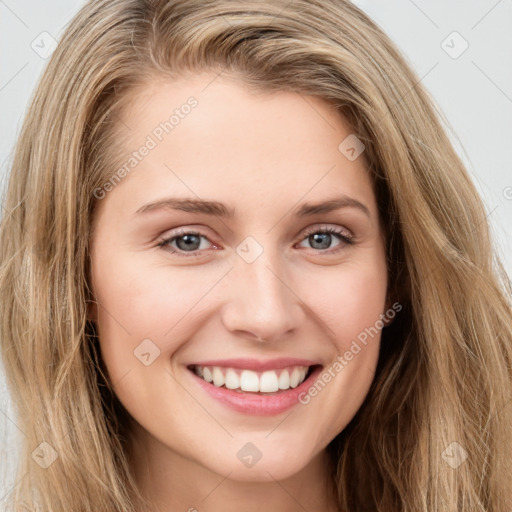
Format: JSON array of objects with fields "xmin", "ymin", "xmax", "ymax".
[
  {"xmin": 185, "ymin": 361, "xmax": 325, "ymax": 415},
  {"xmin": 187, "ymin": 364, "xmax": 320, "ymax": 395}
]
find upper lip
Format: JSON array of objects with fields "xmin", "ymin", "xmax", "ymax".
[{"xmin": 188, "ymin": 357, "xmax": 322, "ymax": 372}]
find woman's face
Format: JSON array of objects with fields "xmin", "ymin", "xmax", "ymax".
[{"xmin": 89, "ymin": 72, "xmax": 388, "ymax": 482}]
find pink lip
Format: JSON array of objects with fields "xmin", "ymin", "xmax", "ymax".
[
  {"xmin": 188, "ymin": 357, "xmax": 321, "ymax": 372},
  {"xmin": 187, "ymin": 363, "xmax": 323, "ymax": 416}
]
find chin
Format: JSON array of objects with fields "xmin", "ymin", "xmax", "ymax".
[{"xmin": 201, "ymin": 439, "xmax": 316, "ymax": 483}]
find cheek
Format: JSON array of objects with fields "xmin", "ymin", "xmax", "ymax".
[
  {"xmin": 90, "ymin": 249, "xmax": 226, "ymax": 376},
  {"xmin": 300, "ymin": 256, "xmax": 388, "ymax": 349},
  {"xmin": 339, "ymin": 267, "xmax": 387, "ymax": 344},
  {"xmin": 291, "ymin": 255, "xmax": 387, "ymax": 436}
]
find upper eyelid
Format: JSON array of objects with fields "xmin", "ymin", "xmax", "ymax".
[
  {"xmin": 161, "ymin": 223, "xmax": 351, "ymax": 238},
  {"xmin": 301, "ymin": 223, "xmax": 353, "ymax": 238}
]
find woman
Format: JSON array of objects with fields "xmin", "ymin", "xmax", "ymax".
[{"xmin": 1, "ymin": 0, "xmax": 511, "ymax": 510}]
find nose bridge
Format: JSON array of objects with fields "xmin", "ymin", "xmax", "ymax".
[{"xmin": 222, "ymin": 237, "xmax": 303, "ymax": 341}]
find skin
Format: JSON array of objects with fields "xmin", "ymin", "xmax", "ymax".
[{"xmin": 88, "ymin": 72, "xmax": 389, "ymax": 512}]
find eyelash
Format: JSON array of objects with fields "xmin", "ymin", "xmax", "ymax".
[{"xmin": 157, "ymin": 226, "xmax": 354, "ymax": 258}]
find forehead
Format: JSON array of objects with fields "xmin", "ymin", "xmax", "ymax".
[{"xmin": 94, "ymin": 72, "xmax": 377, "ymax": 224}]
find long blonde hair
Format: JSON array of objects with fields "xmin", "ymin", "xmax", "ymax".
[{"xmin": 1, "ymin": 0, "xmax": 511, "ymax": 510}]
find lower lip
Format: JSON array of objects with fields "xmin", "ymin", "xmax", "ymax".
[{"xmin": 188, "ymin": 365, "xmax": 323, "ymax": 416}]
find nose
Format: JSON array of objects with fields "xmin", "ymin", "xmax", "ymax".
[{"xmin": 221, "ymin": 248, "xmax": 305, "ymax": 343}]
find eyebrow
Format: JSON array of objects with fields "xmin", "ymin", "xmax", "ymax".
[{"xmin": 135, "ymin": 195, "xmax": 371, "ymax": 219}]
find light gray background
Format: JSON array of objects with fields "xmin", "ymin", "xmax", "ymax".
[{"xmin": 1, "ymin": 0, "xmax": 511, "ymax": 502}]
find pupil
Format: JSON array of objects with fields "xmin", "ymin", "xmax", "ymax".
[
  {"xmin": 177, "ymin": 234, "xmax": 200, "ymax": 251},
  {"xmin": 311, "ymin": 233, "xmax": 330, "ymax": 249}
]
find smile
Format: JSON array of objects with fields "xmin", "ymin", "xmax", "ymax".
[
  {"xmin": 190, "ymin": 365, "xmax": 311, "ymax": 393},
  {"xmin": 186, "ymin": 360, "xmax": 324, "ymax": 416}
]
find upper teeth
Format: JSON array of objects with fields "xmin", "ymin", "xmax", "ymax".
[{"xmin": 193, "ymin": 365, "xmax": 309, "ymax": 393}]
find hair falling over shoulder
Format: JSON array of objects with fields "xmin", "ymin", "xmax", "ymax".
[{"xmin": 0, "ymin": 1, "xmax": 511, "ymax": 510}]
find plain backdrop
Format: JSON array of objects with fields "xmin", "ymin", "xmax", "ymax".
[{"xmin": 1, "ymin": 0, "xmax": 511, "ymax": 502}]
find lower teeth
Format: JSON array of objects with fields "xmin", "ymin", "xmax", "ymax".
[{"xmin": 231, "ymin": 387, "xmax": 282, "ymax": 394}]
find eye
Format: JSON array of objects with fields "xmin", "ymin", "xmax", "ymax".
[
  {"xmin": 296, "ymin": 225, "xmax": 354, "ymax": 254},
  {"xmin": 157, "ymin": 228, "xmax": 217, "ymax": 258},
  {"xmin": 157, "ymin": 225, "xmax": 354, "ymax": 258}
]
